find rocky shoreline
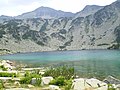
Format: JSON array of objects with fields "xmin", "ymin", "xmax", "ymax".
[{"xmin": 0, "ymin": 60, "xmax": 120, "ymax": 90}]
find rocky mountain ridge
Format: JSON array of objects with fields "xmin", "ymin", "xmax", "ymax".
[
  {"xmin": 0, "ymin": 5, "xmax": 103, "ymax": 19},
  {"xmin": 75, "ymin": 5, "xmax": 104, "ymax": 17},
  {"xmin": 0, "ymin": 0, "xmax": 120, "ymax": 53},
  {"xmin": 15, "ymin": 6, "xmax": 74, "ymax": 19}
]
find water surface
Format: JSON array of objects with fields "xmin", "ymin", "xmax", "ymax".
[{"xmin": 0, "ymin": 50, "xmax": 120, "ymax": 78}]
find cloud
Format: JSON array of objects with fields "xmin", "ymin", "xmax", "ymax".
[
  {"xmin": 0, "ymin": 0, "xmax": 50, "ymax": 16},
  {"xmin": 46, "ymin": 0, "xmax": 87, "ymax": 13},
  {"xmin": 46, "ymin": 0, "xmax": 116, "ymax": 13},
  {"xmin": 0, "ymin": 0, "xmax": 47, "ymax": 6}
]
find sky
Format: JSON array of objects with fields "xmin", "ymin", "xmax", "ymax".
[{"xmin": 0, "ymin": 0, "xmax": 117, "ymax": 16}]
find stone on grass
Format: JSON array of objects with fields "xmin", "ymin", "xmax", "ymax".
[
  {"xmin": 49, "ymin": 85, "xmax": 61, "ymax": 90},
  {"xmin": 14, "ymin": 81, "xmax": 20, "ymax": 86},
  {"xmin": 31, "ymin": 78, "xmax": 36, "ymax": 85},
  {"xmin": 72, "ymin": 78, "xmax": 107, "ymax": 90},
  {"xmin": 41, "ymin": 76, "xmax": 53, "ymax": 86},
  {"xmin": 27, "ymin": 84, "xmax": 35, "ymax": 88}
]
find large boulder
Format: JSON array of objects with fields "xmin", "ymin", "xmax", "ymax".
[
  {"xmin": 72, "ymin": 78, "xmax": 107, "ymax": 90},
  {"xmin": 49, "ymin": 85, "xmax": 61, "ymax": 90},
  {"xmin": 116, "ymin": 84, "xmax": 120, "ymax": 89},
  {"xmin": 103, "ymin": 75, "xmax": 120, "ymax": 85},
  {"xmin": 86, "ymin": 78, "xmax": 107, "ymax": 87},
  {"xmin": 72, "ymin": 78, "xmax": 91, "ymax": 90},
  {"xmin": 14, "ymin": 81, "xmax": 20, "ymax": 87},
  {"xmin": 27, "ymin": 84, "xmax": 35, "ymax": 88},
  {"xmin": 41, "ymin": 76, "xmax": 53, "ymax": 86},
  {"xmin": 31, "ymin": 78, "xmax": 36, "ymax": 85},
  {"xmin": 31, "ymin": 78, "xmax": 41, "ymax": 85}
]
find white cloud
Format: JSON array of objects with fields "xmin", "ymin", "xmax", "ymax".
[
  {"xmin": 0, "ymin": 0, "xmax": 117, "ymax": 16},
  {"xmin": 46, "ymin": 0, "xmax": 87, "ymax": 13},
  {"xmin": 46, "ymin": 0, "xmax": 117, "ymax": 13},
  {"xmin": 0, "ymin": 0, "xmax": 50, "ymax": 16}
]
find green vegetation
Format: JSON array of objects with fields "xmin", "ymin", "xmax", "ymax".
[
  {"xmin": 36, "ymin": 41, "xmax": 45, "ymax": 46},
  {"xmin": 0, "ymin": 30, "xmax": 6, "ymax": 38},
  {"xmin": 0, "ymin": 65, "xmax": 7, "ymax": 71},
  {"xmin": 0, "ymin": 72, "xmax": 16, "ymax": 77},
  {"xmin": 71, "ymin": 17, "xmax": 84, "ymax": 26},
  {"xmin": 108, "ymin": 88, "xmax": 116, "ymax": 90},
  {"xmin": 97, "ymin": 43, "xmax": 109, "ymax": 46},
  {"xmin": 64, "ymin": 79, "xmax": 72, "ymax": 90},
  {"xmin": 20, "ymin": 76, "xmax": 32, "ymax": 84},
  {"xmin": 59, "ymin": 46, "xmax": 66, "ymax": 50},
  {"xmin": 50, "ymin": 76, "xmax": 72, "ymax": 89},
  {"xmin": 20, "ymin": 71, "xmax": 41, "ymax": 86},
  {"xmin": 50, "ymin": 76, "xmax": 65, "ymax": 86},
  {"xmin": 22, "ymin": 30, "xmax": 36, "ymax": 40},
  {"xmin": 43, "ymin": 66, "xmax": 74, "ymax": 80},
  {"xmin": 0, "ymin": 80, "xmax": 4, "ymax": 89},
  {"xmin": 59, "ymin": 29, "xmax": 67, "ymax": 34},
  {"xmin": 114, "ymin": 25, "xmax": 120, "ymax": 43},
  {"xmin": 107, "ymin": 84, "xmax": 116, "ymax": 90},
  {"xmin": 0, "ymin": 49, "xmax": 11, "ymax": 52},
  {"xmin": 44, "ymin": 66, "xmax": 74, "ymax": 89},
  {"xmin": 108, "ymin": 43, "xmax": 120, "ymax": 49},
  {"xmin": 40, "ymin": 20, "xmax": 48, "ymax": 32},
  {"xmin": 34, "ymin": 78, "xmax": 41, "ymax": 86}
]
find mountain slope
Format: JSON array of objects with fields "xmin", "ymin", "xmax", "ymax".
[
  {"xmin": 0, "ymin": 15, "xmax": 13, "ymax": 23},
  {"xmin": 75, "ymin": 5, "xmax": 104, "ymax": 17},
  {"xmin": 0, "ymin": 0, "xmax": 120, "ymax": 53}
]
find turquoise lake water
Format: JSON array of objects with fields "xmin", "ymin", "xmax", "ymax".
[
  {"xmin": 0, "ymin": 50, "xmax": 120, "ymax": 61},
  {"xmin": 0, "ymin": 50, "xmax": 120, "ymax": 78}
]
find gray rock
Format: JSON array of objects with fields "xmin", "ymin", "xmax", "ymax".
[
  {"xmin": 49, "ymin": 85, "xmax": 61, "ymax": 90},
  {"xmin": 103, "ymin": 76, "xmax": 120, "ymax": 85},
  {"xmin": 41, "ymin": 76, "xmax": 53, "ymax": 86}
]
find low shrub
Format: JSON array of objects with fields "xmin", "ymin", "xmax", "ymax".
[
  {"xmin": 20, "ymin": 77, "xmax": 32, "ymax": 84},
  {"xmin": 35, "ymin": 78, "xmax": 41, "ymax": 86},
  {"xmin": 20, "ymin": 72, "xmax": 41, "ymax": 84},
  {"xmin": 43, "ymin": 66, "xmax": 74, "ymax": 80},
  {"xmin": 50, "ymin": 76, "xmax": 65, "ymax": 86},
  {"xmin": 108, "ymin": 84, "xmax": 116, "ymax": 90},
  {"xmin": 0, "ymin": 80, "xmax": 4, "ymax": 89},
  {"xmin": 0, "ymin": 65, "xmax": 7, "ymax": 71},
  {"xmin": 0, "ymin": 72, "xmax": 16, "ymax": 77},
  {"xmin": 64, "ymin": 79, "xmax": 72, "ymax": 90}
]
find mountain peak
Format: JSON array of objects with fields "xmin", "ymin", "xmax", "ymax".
[
  {"xmin": 75, "ymin": 5, "xmax": 104, "ymax": 17},
  {"xmin": 82, "ymin": 5, "xmax": 104, "ymax": 12},
  {"xmin": 16, "ymin": 6, "xmax": 74, "ymax": 19},
  {"xmin": 35, "ymin": 6, "xmax": 54, "ymax": 10}
]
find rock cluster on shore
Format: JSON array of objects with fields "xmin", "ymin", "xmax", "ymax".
[{"xmin": 0, "ymin": 60, "xmax": 120, "ymax": 90}]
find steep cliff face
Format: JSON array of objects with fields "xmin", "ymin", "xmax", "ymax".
[
  {"xmin": 0, "ymin": 1, "xmax": 120, "ymax": 53},
  {"xmin": 68, "ymin": 0, "xmax": 120, "ymax": 50}
]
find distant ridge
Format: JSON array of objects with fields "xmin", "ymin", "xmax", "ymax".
[
  {"xmin": 15, "ymin": 6, "xmax": 74, "ymax": 19},
  {"xmin": 75, "ymin": 5, "xmax": 104, "ymax": 17},
  {"xmin": 0, "ymin": 0, "xmax": 120, "ymax": 53},
  {"xmin": 0, "ymin": 5, "xmax": 104, "ymax": 19}
]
